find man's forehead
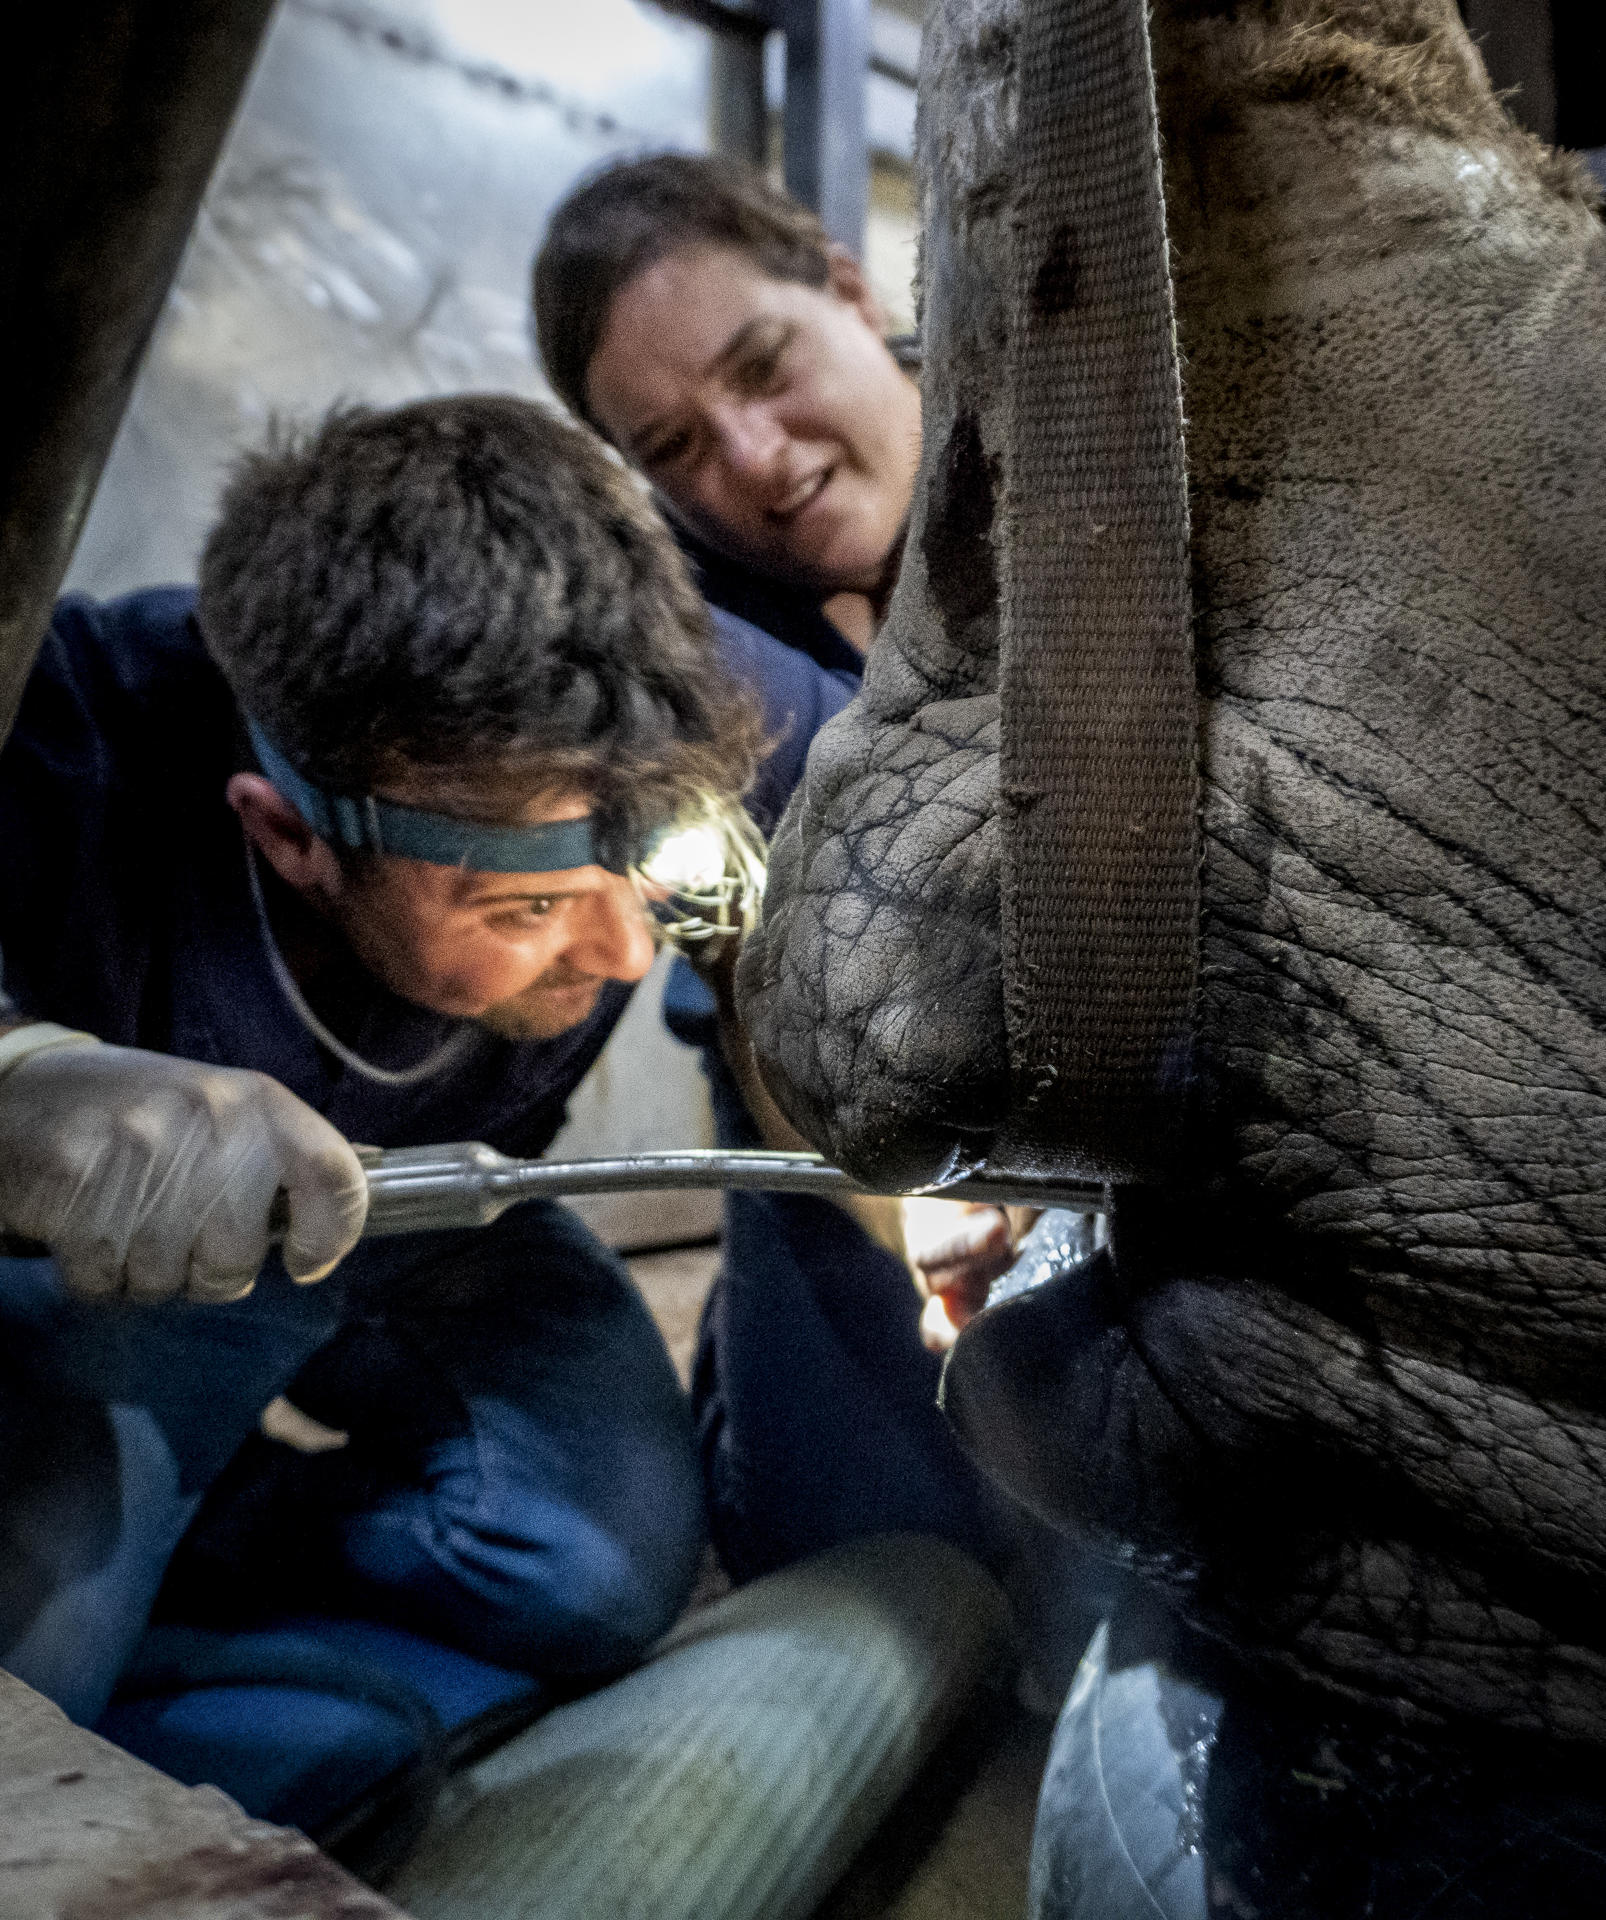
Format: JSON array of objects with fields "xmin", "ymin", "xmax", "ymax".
[
  {"xmin": 249, "ymin": 718, "xmax": 626, "ymax": 876},
  {"xmin": 382, "ymin": 778, "xmax": 612, "ymax": 892}
]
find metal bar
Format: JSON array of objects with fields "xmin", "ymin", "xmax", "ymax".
[
  {"xmin": 711, "ymin": 29, "xmax": 770, "ymax": 166},
  {"xmin": 868, "ymin": 6, "xmax": 920, "ymax": 89},
  {"xmin": 777, "ymin": 0, "xmax": 870, "ymax": 254},
  {"xmin": 655, "ymin": 0, "xmax": 888, "ymax": 244},
  {"xmin": 0, "ymin": 0, "xmax": 277, "ymax": 750},
  {"xmin": 349, "ymin": 1142, "xmax": 1106, "ymax": 1240},
  {"xmin": 870, "ymin": 49, "xmax": 919, "ymax": 89}
]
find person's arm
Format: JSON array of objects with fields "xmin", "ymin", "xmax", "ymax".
[
  {"xmin": 0, "ymin": 1020, "xmax": 368, "ymax": 1303},
  {"xmin": 0, "ymin": 597, "xmax": 368, "ymax": 1303}
]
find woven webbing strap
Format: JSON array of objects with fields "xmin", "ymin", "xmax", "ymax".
[{"xmin": 994, "ymin": 0, "xmax": 1198, "ymax": 1184}]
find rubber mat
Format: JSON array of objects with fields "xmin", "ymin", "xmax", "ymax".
[{"xmin": 386, "ymin": 1532, "xmax": 1011, "ymax": 1920}]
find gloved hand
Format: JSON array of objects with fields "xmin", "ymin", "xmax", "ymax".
[{"xmin": 0, "ymin": 1026, "xmax": 368, "ymax": 1303}]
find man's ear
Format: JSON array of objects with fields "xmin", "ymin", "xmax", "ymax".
[
  {"xmin": 227, "ymin": 773, "xmax": 345, "ymax": 901},
  {"xmin": 824, "ymin": 244, "xmax": 887, "ymax": 334}
]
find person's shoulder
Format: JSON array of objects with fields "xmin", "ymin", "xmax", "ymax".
[
  {"xmin": 47, "ymin": 584, "xmax": 210, "ymax": 696},
  {"xmin": 679, "ymin": 528, "xmax": 864, "ymax": 677},
  {"xmin": 708, "ymin": 607, "xmax": 858, "ymax": 834},
  {"xmin": 710, "ymin": 606, "xmax": 857, "ymax": 711},
  {"xmin": 40, "ymin": 585, "xmax": 229, "ymax": 735},
  {"xmin": 7, "ymin": 585, "xmax": 234, "ymax": 812}
]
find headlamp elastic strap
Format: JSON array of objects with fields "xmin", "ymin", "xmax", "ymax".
[{"xmin": 245, "ymin": 718, "xmax": 633, "ymax": 875}]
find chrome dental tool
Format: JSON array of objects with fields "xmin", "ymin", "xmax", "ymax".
[{"xmin": 342, "ymin": 1142, "xmax": 1106, "ymax": 1240}]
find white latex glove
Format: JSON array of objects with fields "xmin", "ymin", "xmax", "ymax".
[{"xmin": 0, "ymin": 1028, "xmax": 368, "ymax": 1304}]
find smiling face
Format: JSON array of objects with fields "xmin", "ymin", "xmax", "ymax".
[
  {"xmin": 584, "ymin": 244, "xmax": 922, "ymax": 598},
  {"xmin": 230, "ymin": 776, "xmax": 660, "ymax": 1042},
  {"xmin": 337, "ymin": 843, "xmax": 657, "ymax": 1044}
]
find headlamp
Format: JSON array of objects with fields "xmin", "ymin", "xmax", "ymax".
[
  {"xmin": 632, "ymin": 794, "xmax": 768, "ymax": 947},
  {"xmin": 247, "ymin": 718, "xmax": 651, "ymax": 876},
  {"xmin": 246, "ymin": 718, "xmax": 768, "ymax": 944}
]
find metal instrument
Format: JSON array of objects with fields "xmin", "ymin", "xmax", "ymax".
[{"xmin": 349, "ymin": 1142, "xmax": 1107, "ymax": 1240}]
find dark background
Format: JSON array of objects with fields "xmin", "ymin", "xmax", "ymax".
[{"xmin": 1461, "ymin": 0, "xmax": 1606, "ymax": 149}]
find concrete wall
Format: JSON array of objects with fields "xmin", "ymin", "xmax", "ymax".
[{"xmin": 65, "ymin": 0, "xmax": 715, "ymax": 598}]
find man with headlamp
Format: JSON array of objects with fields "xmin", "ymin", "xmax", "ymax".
[{"xmin": 0, "ymin": 393, "xmax": 843, "ymax": 1830}]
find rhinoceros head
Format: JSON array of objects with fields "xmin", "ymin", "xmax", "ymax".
[{"xmin": 739, "ymin": 0, "xmax": 1606, "ymax": 1743}]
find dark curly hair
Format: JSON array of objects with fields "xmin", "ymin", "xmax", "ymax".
[
  {"xmin": 534, "ymin": 153, "xmax": 832, "ymax": 432},
  {"xmin": 197, "ymin": 394, "xmax": 760, "ymax": 830}
]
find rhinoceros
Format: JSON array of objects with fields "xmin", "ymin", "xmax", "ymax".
[{"xmin": 739, "ymin": 0, "xmax": 1606, "ymax": 1838}]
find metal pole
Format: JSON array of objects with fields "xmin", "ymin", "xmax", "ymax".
[
  {"xmin": 778, "ymin": 0, "xmax": 870, "ymax": 255},
  {"xmin": 0, "ymin": 0, "xmax": 277, "ymax": 748},
  {"xmin": 338, "ymin": 1142, "xmax": 1106, "ymax": 1240},
  {"xmin": 711, "ymin": 27, "xmax": 770, "ymax": 167}
]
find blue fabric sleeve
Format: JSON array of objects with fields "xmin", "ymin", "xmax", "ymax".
[
  {"xmin": 0, "ymin": 596, "xmax": 150, "ymax": 1031},
  {"xmin": 709, "ymin": 608, "xmax": 857, "ymax": 838},
  {"xmin": 0, "ymin": 589, "xmax": 219, "ymax": 1036}
]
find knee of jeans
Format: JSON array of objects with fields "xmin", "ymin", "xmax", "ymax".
[
  {"xmin": 367, "ymin": 1456, "xmax": 707, "ymax": 1676},
  {"xmin": 519, "ymin": 1502, "xmax": 705, "ymax": 1674}
]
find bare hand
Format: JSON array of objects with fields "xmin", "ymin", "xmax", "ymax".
[{"xmin": 904, "ymin": 1202, "xmax": 1017, "ymax": 1353}]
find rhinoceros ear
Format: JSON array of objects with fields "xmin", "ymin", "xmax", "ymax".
[{"xmin": 988, "ymin": 0, "xmax": 1199, "ymax": 1188}]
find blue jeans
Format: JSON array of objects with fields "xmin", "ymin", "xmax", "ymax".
[
  {"xmin": 663, "ymin": 963, "xmax": 1108, "ymax": 1692},
  {"xmin": 695, "ymin": 1183, "xmax": 1011, "ymax": 1584},
  {"xmin": 0, "ymin": 1201, "xmax": 704, "ymax": 1724},
  {"xmin": 665, "ymin": 965, "xmax": 1007, "ymax": 1584}
]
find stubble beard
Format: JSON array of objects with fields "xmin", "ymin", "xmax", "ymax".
[{"xmin": 472, "ymin": 969, "xmax": 606, "ymax": 1042}]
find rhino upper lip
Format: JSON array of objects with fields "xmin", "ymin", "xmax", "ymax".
[{"xmin": 767, "ymin": 465, "xmax": 833, "ymax": 523}]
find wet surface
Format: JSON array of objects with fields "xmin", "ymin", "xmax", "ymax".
[
  {"xmin": 1029, "ymin": 1596, "xmax": 1606, "ymax": 1920},
  {"xmin": 970, "ymin": 1201, "xmax": 1606, "ymax": 1918}
]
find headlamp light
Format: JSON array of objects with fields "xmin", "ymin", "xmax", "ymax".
[{"xmin": 632, "ymin": 794, "xmax": 768, "ymax": 948}]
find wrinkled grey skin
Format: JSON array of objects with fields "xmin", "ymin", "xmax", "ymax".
[
  {"xmin": 739, "ymin": 0, "xmax": 1606, "ymax": 1743},
  {"xmin": 741, "ymin": 0, "xmax": 1017, "ymax": 1187}
]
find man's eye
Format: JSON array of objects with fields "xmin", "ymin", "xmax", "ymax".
[{"xmin": 493, "ymin": 897, "xmax": 556, "ymax": 927}]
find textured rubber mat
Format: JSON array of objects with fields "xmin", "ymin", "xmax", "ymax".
[{"xmin": 386, "ymin": 1533, "xmax": 1011, "ymax": 1920}]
